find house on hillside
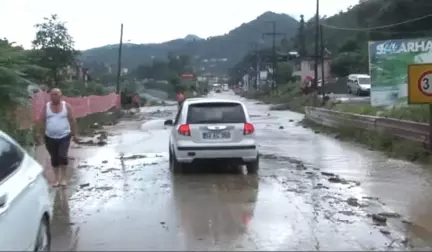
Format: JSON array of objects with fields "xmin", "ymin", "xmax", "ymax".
[
  {"xmin": 292, "ymin": 56, "xmax": 332, "ymax": 84},
  {"xmin": 65, "ymin": 62, "xmax": 91, "ymax": 83}
]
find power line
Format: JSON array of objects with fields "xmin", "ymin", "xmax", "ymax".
[
  {"xmin": 321, "ymin": 12, "xmax": 432, "ymax": 31},
  {"xmin": 321, "ymin": 28, "xmax": 432, "ymax": 34}
]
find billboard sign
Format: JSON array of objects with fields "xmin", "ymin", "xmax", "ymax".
[{"xmin": 369, "ymin": 37, "xmax": 432, "ymax": 106}]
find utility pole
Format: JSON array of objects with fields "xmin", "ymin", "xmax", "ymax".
[
  {"xmin": 320, "ymin": 24, "xmax": 326, "ymax": 105},
  {"xmin": 253, "ymin": 43, "xmax": 261, "ymax": 90},
  {"xmin": 313, "ymin": 0, "xmax": 320, "ymax": 106},
  {"xmin": 116, "ymin": 23, "xmax": 124, "ymax": 94},
  {"xmin": 262, "ymin": 21, "xmax": 285, "ymax": 90}
]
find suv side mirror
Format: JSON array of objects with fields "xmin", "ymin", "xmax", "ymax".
[{"xmin": 164, "ymin": 119, "xmax": 173, "ymax": 126}]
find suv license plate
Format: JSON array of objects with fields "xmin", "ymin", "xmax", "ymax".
[{"xmin": 202, "ymin": 132, "xmax": 231, "ymax": 139}]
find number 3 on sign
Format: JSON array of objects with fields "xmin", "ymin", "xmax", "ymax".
[{"xmin": 420, "ymin": 73, "xmax": 432, "ymax": 95}]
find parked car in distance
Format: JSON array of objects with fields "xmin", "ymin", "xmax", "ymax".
[
  {"xmin": 212, "ymin": 84, "xmax": 222, "ymax": 93},
  {"xmin": 222, "ymin": 84, "xmax": 229, "ymax": 91},
  {"xmin": 164, "ymin": 98, "xmax": 259, "ymax": 174},
  {"xmin": 0, "ymin": 130, "xmax": 52, "ymax": 251},
  {"xmin": 347, "ymin": 74, "xmax": 371, "ymax": 96}
]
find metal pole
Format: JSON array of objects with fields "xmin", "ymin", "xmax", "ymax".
[
  {"xmin": 429, "ymin": 104, "xmax": 432, "ymax": 150},
  {"xmin": 320, "ymin": 24, "xmax": 325, "ymax": 104},
  {"xmin": 313, "ymin": 0, "xmax": 320, "ymax": 106},
  {"xmin": 262, "ymin": 21, "xmax": 284, "ymax": 93},
  {"xmin": 272, "ymin": 21, "xmax": 277, "ymax": 90},
  {"xmin": 116, "ymin": 23, "xmax": 124, "ymax": 94},
  {"xmin": 255, "ymin": 43, "xmax": 259, "ymax": 90}
]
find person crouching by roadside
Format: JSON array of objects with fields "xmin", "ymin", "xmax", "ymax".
[
  {"xmin": 36, "ymin": 88, "xmax": 79, "ymax": 187},
  {"xmin": 132, "ymin": 93, "xmax": 140, "ymax": 113}
]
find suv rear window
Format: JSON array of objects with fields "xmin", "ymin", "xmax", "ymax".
[{"xmin": 187, "ymin": 102, "xmax": 246, "ymax": 124}]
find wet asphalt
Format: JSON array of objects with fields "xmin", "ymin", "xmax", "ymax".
[{"xmin": 51, "ymin": 91, "xmax": 432, "ymax": 251}]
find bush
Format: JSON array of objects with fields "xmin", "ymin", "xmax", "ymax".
[
  {"xmin": 329, "ymin": 103, "xmax": 382, "ymax": 115},
  {"xmin": 59, "ymin": 80, "xmax": 109, "ymax": 97},
  {"xmin": 329, "ymin": 103, "xmax": 430, "ymax": 123}
]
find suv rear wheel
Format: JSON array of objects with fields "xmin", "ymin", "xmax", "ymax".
[
  {"xmin": 246, "ymin": 155, "xmax": 259, "ymax": 174},
  {"xmin": 169, "ymin": 149, "xmax": 184, "ymax": 174}
]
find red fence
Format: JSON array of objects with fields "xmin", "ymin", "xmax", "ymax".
[{"xmin": 17, "ymin": 92, "xmax": 120, "ymax": 129}]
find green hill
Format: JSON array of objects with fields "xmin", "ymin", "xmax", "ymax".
[{"xmin": 81, "ymin": 11, "xmax": 299, "ymax": 74}]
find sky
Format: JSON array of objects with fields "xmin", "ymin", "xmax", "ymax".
[{"xmin": 1, "ymin": 0, "xmax": 359, "ymax": 50}]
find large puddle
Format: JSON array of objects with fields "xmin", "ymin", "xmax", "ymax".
[{"xmin": 236, "ymin": 95, "xmax": 432, "ymax": 246}]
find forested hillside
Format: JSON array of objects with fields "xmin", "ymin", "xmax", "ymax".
[{"xmin": 81, "ymin": 11, "xmax": 299, "ymax": 74}]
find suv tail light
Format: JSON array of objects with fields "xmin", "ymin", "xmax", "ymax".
[
  {"xmin": 178, "ymin": 124, "xmax": 191, "ymax": 136},
  {"xmin": 243, "ymin": 123, "xmax": 254, "ymax": 135}
]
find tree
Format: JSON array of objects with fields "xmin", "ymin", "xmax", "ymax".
[
  {"xmin": 331, "ymin": 52, "xmax": 367, "ymax": 77},
  {"xmin": 295, "ymin": 15, "xmax": 307, "ymax": 57},
  {"xmin": 32, "ymin": 14, "xmax": 77, "ymax": 87},
  {"xmin": 0, "ymin": 39, "xmax": 47, "ymax": 145},
  {"xmin": 275, "ymin": 62, "xmax": 294, "ymax": 84},
  {"xmin": 0, "ymin": 39, "xmax": 47, "ymax": 109}
]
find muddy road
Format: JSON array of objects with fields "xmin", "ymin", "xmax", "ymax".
[{"xmin": 51, "ymin": 92, "xmax": 432, "ymax": 251}]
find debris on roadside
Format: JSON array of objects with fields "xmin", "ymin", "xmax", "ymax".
[
  {"xmin": 90, "ymin": 122, "xmax": 102, "ymax": 129},
  {"xmin": 328, "ymin": 176, "xmax": 347, "ymax": 184},
  {"xmin": 120, "ymin": 154, "xmax": 147, "ymax": 160},
  {"xmin": 101, "ymin": 168, "xmax": 119, "ymax": 173},
  {"xmin": 321, "ymin": 171, "xmax": 335, "ymax": 177},
  {"xmin": 296, "ymin": 163, "xmax": 307, "ymax": 170},
  {"xmin": 97, "ymin": 140, "xmax": 107, "ymax": 146},
  {"xmin": 378, "ymin": 212, "xmax": 401, "ymax": 218},
  {"xmin": 79, "ymin": 183, "xmax": 90, "ymax": 188},
  {"xmin": 314, "ymin": 183, "xmax": 329, "ymax": 190},
  {"xmin": 362, "ymin": 196, "xmax": 379, "ymax": 201},
  {"xmin": 379, "ymin": 229, "xmax": 391, "ymax": 235},
  {"xmin": 77, "ymin": 131, "xmax": 109, "ymax": 146},
  {"xmin": 77, "ymin": 164, "xmax": 90, "ymax": 169},
  {"xmin": 78, "ymin": 139, "xmax": 94, "ymax": 145},
  {"xmin": 346, "ymin": 197, "xmax": 360, "ymax": 207},
  {"xmin": 96, "ymin": 131, "xmax": 108, "ymax": 140},
  {"xmin": 371, "ymin": 213, "xmax": 387, "ymax": 225}
]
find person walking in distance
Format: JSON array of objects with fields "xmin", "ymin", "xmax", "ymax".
[
  {"xmin": 37, "ymin": 88, "xmax": 79, "ymax": 187},
  {"xmin": 176, "ymin": 89, "xmax": 185, "ymax": 111}
]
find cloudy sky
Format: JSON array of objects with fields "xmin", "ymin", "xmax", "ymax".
[{"xmin": 1, "ymin": 0, "xmax": 359, "ymax": 50}]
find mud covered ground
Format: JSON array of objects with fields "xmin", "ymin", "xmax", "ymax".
[{"xmin": 50, "ymin": 92, "xmax": 432, "ymax": 251}]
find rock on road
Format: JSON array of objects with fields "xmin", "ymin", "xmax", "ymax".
[{"xmin": 51, "ymin": 91, "xmax": 432, "ymax": 251}]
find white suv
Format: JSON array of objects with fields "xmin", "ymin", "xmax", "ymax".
[
  {"xmin": 164, "ymin": 98, "xmax": 259, "ymax": 174},
  {"xmin": 0, "ymin": 131, "xmax": 52, "ymax": 251}
]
